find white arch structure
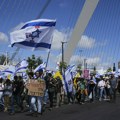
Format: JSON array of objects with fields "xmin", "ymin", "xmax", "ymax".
[{"xmin": 64, "ymin": 0, "xmax": 99, "ymax": 64}]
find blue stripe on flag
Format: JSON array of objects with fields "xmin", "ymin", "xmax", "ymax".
[
  {"xmin": 2, "ymin": 70, "xmax": 14, "ymax": 74},
  {"xmin": 21, "ymin": 21, "xmax": 56, "ymax": 29},
  {"xmin": 12, "ymin": 41, "xmax": 51, "ymax": 49},
  {"xmin": 16, "ymin": 66, "xmax": 27, "ymax": 72},
  {"xmin": 62, "ymin": 74, "xmax": 68, "ymax": 93}
]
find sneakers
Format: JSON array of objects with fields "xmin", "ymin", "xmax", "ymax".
[{"xmin": 80, "ymin": 102, "xmax": 85, "ymax": 105}]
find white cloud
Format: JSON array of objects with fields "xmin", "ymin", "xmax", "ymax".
[
  {"xmin": 97, "ymin": 62, "xmax": 112, "ymax": 70},
  {"xmin": 78, "ymin": 35, "xmax": 95, "ymax": 48},
  {"xmin": 51, "ymin": 29, "xmax": 67, "ymax": 50},
  {"xmin": 55, "ymin": 54, "xmax": 62, "ymax": 63},
  {"xmin": 69, "ymin": 55, "xmax": 113, "ymax": 71},
  {"xmin": 0, "ymin": 32, "xmax": 8, "ymax": 43},
  {"xmin": 70, "ymin": 55, "xmax": 84, "ymax": 64},
  {"xmin": 10, "ymin": 22, "xmax": 24, "ymax": 32},
  {"xmin": 70, "ymin": 55, "xmax": 100, "ymax": 66},
  {"xmin": 95, "ymin": 40, "xmax": 107, "ymax": 47},
  {"xmin": 87, "ymin": 57, "xmax": 100, "ymax": 65},
  {"xmin": 52, "ymin": 31, "xmax": 96, "ymax": 49}
]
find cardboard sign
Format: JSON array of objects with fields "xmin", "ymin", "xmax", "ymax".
[{"xmin": 26, "ymin": 80, "xmax": 45, "ymax": 96}]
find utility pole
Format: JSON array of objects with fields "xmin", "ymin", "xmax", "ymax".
[
  {"xmin": 113, "ymin": 63, "xmax": 116, "ymax": 72},
  {"xmin": 84, "ymin": 58, "xmax": 87, "ymax": 70},
  {"xmin": 61, "ymin": 41, "xmax": 67, "ymax": 74},
  {"xmin": 9, "ymin": 0, "xmax": 52, "ymax": 64}
]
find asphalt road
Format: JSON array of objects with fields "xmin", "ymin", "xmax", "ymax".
[{"xmin": 0, "ymin": 96, "xmax": 120, "ymax": 120}]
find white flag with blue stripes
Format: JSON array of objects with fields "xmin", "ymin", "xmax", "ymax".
[
  {"xmin": 34, "ymin": 62, "xmax": 46, "ymax": 73},
  {"xmin": 10, "ymin": 19, "xmax": 56, "ymax": 51},
  {"xmin": 63, "ymin": 65, "xmax": 76, "ymax": 93},
  {"xmin": 15, "ymin": 59, "xmax": 28, "ymax": 73}
]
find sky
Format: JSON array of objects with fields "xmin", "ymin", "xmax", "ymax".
[{"xmin": 0, "ymin": 0, "xmax": 120, "ymax": 71}]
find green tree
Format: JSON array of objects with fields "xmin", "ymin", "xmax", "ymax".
[
  {"xmin": 27, "ymin": 55, "xmax": 43, "ymax": 71},
  {"xmin": 107, "ymin": 67, "xmax": 112, "ymax": 72},
  {"xmin": 0, "ymin": 54, "xmax": 9, "ymax": 65},
  {"xmin": 59, "ymin": 61, "xmax": 67, "ymax": 74},
  {"xmin": 36, "ymin": 57, "xmax": 43, "ymax": 66}
]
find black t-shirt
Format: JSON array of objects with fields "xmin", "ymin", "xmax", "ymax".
[
  {"xmin": 48, "ymin": 78, "xmax": 56, "ymax": 93},
  {"xmin": 56, "ymin": 78, "xmax": 63, "ymax": 93},
  {"xmin": 12, "ymin": 80, "xmax": 24, "ymax": 95}
]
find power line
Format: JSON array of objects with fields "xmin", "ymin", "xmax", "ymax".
[{"xmin": 10, "ymin": 0, "xmax": 52, "ymax": 63}]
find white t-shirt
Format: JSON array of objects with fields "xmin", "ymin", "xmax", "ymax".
[
  {"xmin": 98, "ymin": 80, "xmax": 105, "ymax": 88},
  {"xmin": 67, "ymin": 83, "xmax": 73, "ymax": 92},
  {"xmin": 0, "ymin": 83, "xmax": 4, "ymax": 91}
]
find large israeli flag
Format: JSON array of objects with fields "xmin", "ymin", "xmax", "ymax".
[
  {"xmin": 34, "ymin": 62, "xmax": 46, "ymax": 73},
  {"xmin": 10, "ymin": 19, "xmax": 56, "ymax": 51}
]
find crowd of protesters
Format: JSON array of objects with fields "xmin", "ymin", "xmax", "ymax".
[{"xmin": 0, "ymin": 69, "xmax": 120, "ymax": 117}]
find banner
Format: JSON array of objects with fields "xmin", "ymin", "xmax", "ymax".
[
  {"xmin": 83, "ymin": 69, "xmax": 89, "ymax": 79},
  {"xmin": 26, "ymin": 80, "xmax": 45, "ymax": 96}
]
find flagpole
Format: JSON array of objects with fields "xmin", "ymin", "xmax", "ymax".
[
  {"xmin": 45, "ymin": 50, "xmax": 50, "ymax": 71},
  {"xmin": 45, "ymin": 33, "xmax": 54, "ymax": 71}
]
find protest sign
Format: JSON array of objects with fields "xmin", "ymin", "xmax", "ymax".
[
  {"xmin": 26, "ymin": 80, "xmax": 45, "ymax": 96},
  {"xmin": 83, "ymin": 69, "xmax": 89, "ymax": 79}
]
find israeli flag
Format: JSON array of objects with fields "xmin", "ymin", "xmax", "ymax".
[
  {"xmin": 10, "ymin": 19, "xmax": 56, "ymax": 51},
  {"xmin": 34, "ymin": 62, "xmax": 46, "ymax": 73},
  {"xmin": 15, "ymin": 66, "xmax": 28, "ymax": 73},
  {"xmin": 15, "ymin": 59, "xmax": 28, "ymax": 73},
  {"xmin": 2, "ymin": 66, "xmax": 15, "ymax": 80},
  {"xmin": 2, "ymin": 65, "xmax": 15, "ymax": 74},
  {"xmin": 63, "ymin": 65, "xmax": 75, "ymax": 93},
  {"xmin": 2, "ymin": 70, "xmax": 14, "ymax": 74},
  {"xmin": 71, "ymin": 71, "xmax": 77, "ymax": 79}
]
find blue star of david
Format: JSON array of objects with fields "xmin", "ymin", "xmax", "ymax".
[
  {"xmin": 25, "ymin": 29, "xmax": 41, "ymax": 43},
  {"xmin": 31, "ymin": 29, "xmax": 41, "ymax": 39}
]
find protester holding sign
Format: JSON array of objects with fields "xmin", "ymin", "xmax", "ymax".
[{"xmin": 28, "ymin": 70, "xmax": 45, "ymax": 116}]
